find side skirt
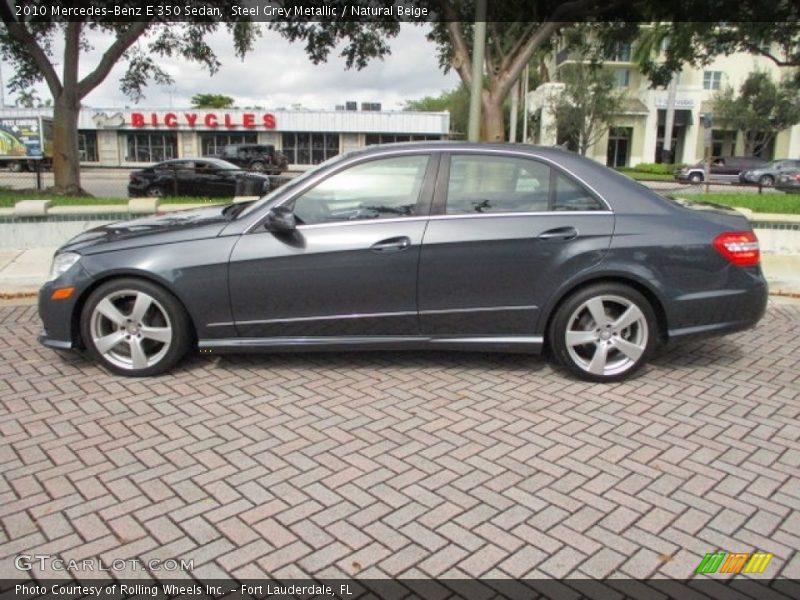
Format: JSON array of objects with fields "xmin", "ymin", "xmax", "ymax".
[{"xmin": 198, "ymin": 335, "xmax": 544, "ymax": 354}]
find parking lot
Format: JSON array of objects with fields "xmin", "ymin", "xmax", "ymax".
[{"xmin": 1, "ymin": 300, "xmax": 799, "ymax": 581}]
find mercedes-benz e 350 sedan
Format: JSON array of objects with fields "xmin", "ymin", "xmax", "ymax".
[{"xmin": 39, "ymin": 143, "xmax": 767, "ymax": 382}]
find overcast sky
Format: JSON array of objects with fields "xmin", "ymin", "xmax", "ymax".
[{"xmin": 0, "ymin": 24, "xmax": 460, "ymax": 111}]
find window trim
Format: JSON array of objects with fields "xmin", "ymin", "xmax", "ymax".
[
  {"xmin": 434, "ymin": 151, "xmax": 609, "ymax": 217},
  {"xmin": 249, "ymin": 151, "xmax": 439, "ymax": 232}
]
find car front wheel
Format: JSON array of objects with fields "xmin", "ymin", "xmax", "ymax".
[
  {"xmin": 688, "ymin": 172, "xmax": 703, "ymax": 184},
  {"xmin": 549, "ymin": 284, "xmax": 657, "ymax": 382},
  {"xmin": 80, "ymin": 279, "xmax": 191, "ymax": 376},
  {"xmin": 759, "ymin": 175, "xmax": 774, "ymax": 187}
]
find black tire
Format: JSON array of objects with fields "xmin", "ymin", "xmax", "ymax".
[
  {"xmin": 145, "ymin": 185, "xmax": 164, "ymax": 197},
  {"xmin": 758, "ymin": 175, "xmax": 774, "ymax": 187},
  {"xmin": 250, "ymin": 160, "xmax": 266, "ymax": 172},
  {"xmin": 80, "ymin": 278, "xmax": 191, "ymax": 377},
  {"xmin": 548, "ymin": 283, "xmax": 658, "ymax": 383},
  {"xmin": 688, "ymin": 172, "xmax": 703, "ymax": 184},
  {"xmin": 9, "ymin": 161, "xmax": 23, "ymax": 173}
]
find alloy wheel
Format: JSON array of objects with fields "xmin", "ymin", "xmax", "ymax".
[
  {"xmin": 564, "ymin": 294, "xmax": 649, "ymax": 377},
  {"xmin": 88, "ymin": 289, "xmax": 173, "ymax": 371}
]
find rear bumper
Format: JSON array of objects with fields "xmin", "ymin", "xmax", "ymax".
[{"xmin": 666, "ymin": 272, "xmax": 768, "ymax": 342}]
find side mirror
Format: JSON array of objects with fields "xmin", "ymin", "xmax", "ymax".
[{"xmin": 265, "ymin": 205, "xmax": 297, "ymax": 232}]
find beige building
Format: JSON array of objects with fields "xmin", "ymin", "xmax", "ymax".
[{"xmin": 529, "ymin": 37, "xmax": 800, "ymax": 167}]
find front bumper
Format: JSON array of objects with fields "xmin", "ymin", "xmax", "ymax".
[{"xmin": 37, "ymin": 261, "xmax": 93, "ymax": 351}]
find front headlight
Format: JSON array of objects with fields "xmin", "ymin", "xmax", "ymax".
[{"xmin": 47, "ymin": 252, "xmax": 81, "ymax": 282}]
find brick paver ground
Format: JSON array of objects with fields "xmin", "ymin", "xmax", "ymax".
[{"xmin": 1, "ymin": 302, "xmax": 799, "ymax": 580}]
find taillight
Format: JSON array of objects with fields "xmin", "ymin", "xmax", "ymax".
[
  {"xmin": 795, "ymin": 174, "xmax": 800, "ymax": 182},
  {"xmin": 713, "ymin": 231, "xmax": 760, "ymax": 267}
]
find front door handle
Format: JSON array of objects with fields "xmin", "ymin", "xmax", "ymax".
[
  {"xmin": 371, "ymin": 236, "xmax": 411, "ymax": 253},
  {"xmin": 537, "ymin": 226, "xmax": 578, "ymax": 241}
]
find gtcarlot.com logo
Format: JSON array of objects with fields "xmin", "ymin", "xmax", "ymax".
[
  {"xmin": 696, "ymin": 551, "xmax": 773, "ymax": 575},
  {"xmin": 15, "ymin": 554, "xmax": 194, "ymax": 572}
]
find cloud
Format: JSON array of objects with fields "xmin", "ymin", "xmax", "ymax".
[{"xmin": 1, "ymin": 24, "xmax": 460, "ymax": 111}]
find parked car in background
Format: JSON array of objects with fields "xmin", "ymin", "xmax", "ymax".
[
  {"xmin": 676, "ymin": 156, "xmax": 767, "ymax": 184},
  {"xmin": 128, "ymin": 158, "xmax": 271, "ymax": 198},
  {"xmin": 739, "ymin": 159, "xmax": 800, "ymax": 187},
  {"xmin": 41, "ymin": 142, "xmax": 767, "ymax": 383},
  {"xmin": 775, "ymin": 169, "xmax": 800, "ymax": 194},
  {"xmin": 214, "ymin": 144, "xmax": 289, "ymax": 175}
]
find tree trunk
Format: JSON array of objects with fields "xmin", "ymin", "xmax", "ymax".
[
  {"xmin": 482, "ymin": 94, "xmax": 505, "ymax": 142},
  {"xmin": 52, "ymin": 94, "xmax": 83, "ymax": 195}
]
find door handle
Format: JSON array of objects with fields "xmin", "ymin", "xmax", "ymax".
[
  {"xmin": 537, "ymin": 227, "xmax": 578, "ymax": 241},
  {"xmin": 371, "ymin": 236, "xmax": 411, "ymax": 253}
]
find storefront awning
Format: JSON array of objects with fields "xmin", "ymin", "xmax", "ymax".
[
  {"xmin": 619, "ymin": 99, "xmax": 649, "ymax": 116},
  {"xmin": 657, "ymin": 109, "xmax": 693, "ymax": 127}
]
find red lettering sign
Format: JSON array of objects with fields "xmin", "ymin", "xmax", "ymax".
[{"xmin": 127, "ymin": 111, "xmax": 276, "ymax": 129}]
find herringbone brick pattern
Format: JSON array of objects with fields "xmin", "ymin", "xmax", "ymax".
[{"xmin": 1, "ymin": 302, "xmax": 799, "ymax": 579}]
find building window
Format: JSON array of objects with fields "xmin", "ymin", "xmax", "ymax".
[
  {"xmin": 200, "ymin": 132, "xmax": 257, "ymax": 156},
  {"xmin": 607, "ymin": 127, "xmax": 632, "ymax": 168},
  {"xmin": 613, "ymin": 69, "xmax": 630, "ymax": 88},
  {"xmin": 364, "ymin": 134, "xmax": 441, "ymax": 145},
  {"xmin": 78, "ymin": 131, "xmax": 98, "ymax": 162},
  {"xmin": 703, "ymin": 71, "xmax": 723, "ymax": 90},
  {"xmin": 605, "ymin": 42, "xmax": 631, "ymax": 62},
  {"xmin": 124, "ymin": 132, "xmax": 177, "ymax": 163},
  {"xmin": 281, "ymin": 133, "xmax": 339, "ymax": 165}
]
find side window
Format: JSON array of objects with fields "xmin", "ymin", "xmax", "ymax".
[
  {"xmin": 553, "ymin": 174, "xmax": 604, "ymax": 211},
  {"xmin": 446, "ymin": 155, "xmax": 550, "ymax": 214},
  {"xmin": 291, "ymin": 154, "xmax": 430, "ymax": 225}
]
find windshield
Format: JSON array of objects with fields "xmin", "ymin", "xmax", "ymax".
[{"xmin": 235, "ymin": 152, "xmax": 352, "ymax": 219}]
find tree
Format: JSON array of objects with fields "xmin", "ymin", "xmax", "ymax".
[
  {"xmin": 268, "ymin": 1, "xmax": 639, "ymax": 142},
  {"xmin": 14, "ymin": 90, "xmax": 39, "ymax": 108},
  {"xmin": 712, "ymin": 71, "xmax": 800, "ymax": 157},
  {"xmin": 190, "ymin": 93, "xmax": 235, "ymax": 109},
  {"xmin": 404, "ymin": 84, "xmax": 470, "ymax": 136},
  {"xmin": 547, "ymin": 59, "xmax": 622, "ymax": 156},
  {"xmin": 0, "ymin": 4, "xmax": 259, "ymax": 194},
  {"xmin": 629, "ymin": 21, "xmax": 800, "ymax": 88}
]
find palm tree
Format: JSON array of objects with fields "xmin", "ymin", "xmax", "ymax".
[{"xmin": 15, "ymin": 90, "xmax": 40, "ymax": 108}]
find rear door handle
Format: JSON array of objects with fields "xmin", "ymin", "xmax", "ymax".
[
  {"xmin": 371, "ymin": 236, "xmax": 411, "ymax": 253},
  {"xmin": 537, "ymin": 226, "xmax": 578, "ymax": 241}
]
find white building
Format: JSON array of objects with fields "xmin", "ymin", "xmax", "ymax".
[
  {"xmin": 0, "ymin": 105, "xmax": 450, "ymax": 169},
  {"xmin": 529, "ymin": 40, "xmax": 800, "ymax": 167}
]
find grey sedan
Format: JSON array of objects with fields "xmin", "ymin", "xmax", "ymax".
[
  {"xmin": 739, "ymin": 159, "xmax": 800, "ymax": 187},
  {"xmin": 38, "ymin": 142, "xmax": 767, "ymax": 382}
]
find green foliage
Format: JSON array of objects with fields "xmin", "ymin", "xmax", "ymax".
[
  {"xmin": 404, "ymin": 84, "xmax": 469, "ymax": 136},
  {"xmin": 665, "ymin": 192, "xmax": 800, "ymax": 215},
  {"xmin": 547, "ymin": 56, "xmax": 623, "ymax": 156},
  {"xmin": 630, "ymin": 162, "xmax": 684, "ymax": 175},
  {"xmin": 190, "ymin": 94, "xmax": 236, "ymax": 109},
  {"xmin": 712, "ymin": 72, "xmax": 800, "ymax": 156}
]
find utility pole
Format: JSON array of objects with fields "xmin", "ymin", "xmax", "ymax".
[
  {"xmin": 467, "ymin": 0, "xmax": 487, "ymax": 142},
  {"xmin": 522, "ymin": 63, "xmax": 530, "ymax": 143},
  {"xmin": 662, "ymin": 74, "xmax": 678, "ymax": 163},
  {"xmin": 509, "ymin": 79, "xmax": 518, "ymax": 142}
]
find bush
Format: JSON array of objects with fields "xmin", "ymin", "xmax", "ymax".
[{"xmin": 631, "ymin": 162, "xmax": 685, "ymax": 175}]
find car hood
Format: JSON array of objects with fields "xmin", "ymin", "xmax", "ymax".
[{"xmin": 59, "ymin": 204, "xmax": 233, "ymax": 254}]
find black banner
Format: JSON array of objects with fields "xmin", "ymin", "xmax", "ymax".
[{"xmin": 3, "ymin": 579, "xmax": 800, "ymax": 600}]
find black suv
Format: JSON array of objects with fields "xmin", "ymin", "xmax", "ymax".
[{"xmin": 215, "ymin": 144, "xmax": 289, "ymax": 175}]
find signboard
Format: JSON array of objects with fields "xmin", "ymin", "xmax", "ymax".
[
  {"xmin": 0, "ymin": 117, "xmax": 49, "ymax": 158},
  {"xmin": 128, "ymin": 111, "xmax": 277, "ymax": 130}
]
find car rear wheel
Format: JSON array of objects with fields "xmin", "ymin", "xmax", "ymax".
[
  {"xmin": 688, "ymin": 172, "xmax": 703, "ymax": 184},
  {"xmin": 759, "ymin": 175, "xmax": 774, "ymax": 187},
  {"xmin": 145, "ymin": 185, "xmax": 164, "ymax": 197},
  {"xmin": 250, "ymin": 161, "xmax": 266, "ymax": 172},
  {"xmin": 549, "ymin": 283, "xmax": 657, "ymax": 382},
  {"xmin": 80, "ymin": 279, "xmax": 191, "ymax": 376}
]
